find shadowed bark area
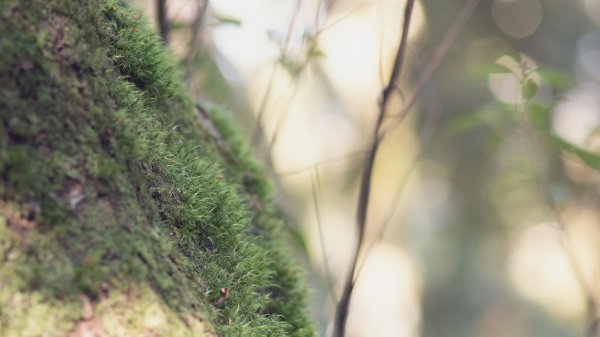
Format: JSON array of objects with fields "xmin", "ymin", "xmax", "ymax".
[{"xmin": 0, "ymin": 1, "xmax": 313, "ymax": 336}]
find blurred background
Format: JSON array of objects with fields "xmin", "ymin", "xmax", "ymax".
[{"xmin": 129, "ymin": 0, "xmax": 600, "ymax": 336}]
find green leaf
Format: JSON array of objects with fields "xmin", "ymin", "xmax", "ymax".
[
  {"xmin": 522, "ymin": 79, "xmax": 538, "ymax": 101},
  {"xmin": 307, "ymin": 47, "xmax": 325, "ymax": 58},
  {"xmin": 488, "ymin": 128, "xmax": 505, "ymax": 149},
  {"xmin": 553, "ymin": 135, "xmax": 600, "ymax": 171},
  {"xmin": 527, "ymin": 103, "xmax": 550, "ymax": 130},
  {"xmin": 278, "ymin": 57, "xmax": 302, "ymax": 78},
  {"xmin": 537, "ymin": 67, "xmax": 572, "ymax": 89},
  {"xmin": 215, "ymin": 15, "xmax": 242, "ymax": 26}
]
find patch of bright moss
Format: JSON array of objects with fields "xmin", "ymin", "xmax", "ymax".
[{"xmin": 0, "ymin": 0, "xmax": 313, "ymax": 336}]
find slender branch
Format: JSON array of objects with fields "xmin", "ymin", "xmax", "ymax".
[
  {"xmin": 315, "ymin": 0, "xmax": 324, "ymax": 32},
  {"xmin": 157, "ymin": 0, "xmax": 169, "ymax": 43},
  {"xmin": 331, "ymin": 1, "xmax": 481, "ymax": 335},
  {"xmin": 379, "ymin": 0, "xmax": 482, "ymax": 141},
  {"xmin": 311, "ymin": 166, "xmax": 338, "ymax": 306},
  {"xmin": 514, "ymin": 71, "xmax": 598, "ymax": 336},
  {"xmin": 267, "ymin": 83, "xmax": 301, "ymax": 152},
  {"xmin": 317, "ymin": 0, "xmax": 379, "ymax": 35},
  {"xmin": 276, "ymin": 149, "xmax": 369, "ymax": 178},
  {"xmin": 267, "ymin": 0, "xmax": 326, "ymax": 153},
  {"xmin": 185, "ymin": 0, "xmax": 209, "ymax": 67},
  {"xmin": 252, "ymin": 65, "xmax": 278, "ymax": 148},
  {"xmin": 355, "ymin": 82, "xmax": 442, "ymax": 279},
  {"xmin": 252, "ymin": 0, "xmax": 305, "ymax": 148},
  {"xmin": 331, "ymin": 1, "xmax": 416, "ymax": 336},
  {"xmin": 547, "ymin": 196, "xmax": 598, "ymax": 337}
]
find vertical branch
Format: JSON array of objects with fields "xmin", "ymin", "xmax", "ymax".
[
  {"xmin": 331, "ymin": 0, "xmax": 481, "ymax": 335},
  {"xmin": 354, "ymin": 85, "xmax": 442, "ymax": 279},
  {"xmin": 331, "ymin": 1, "xmax": 416, "ymax": 336},
  {"xmin": 379, "ymin": 0, "xmax": 482, "ymax": 140},
  {"xmin": 185, "ymin": 0, "xmax": 210, "ymax": 68},
  {"xmin": 311, "ymin": 166, "xmax": 338, "ymax": 306},
  {"xmin": 252, "ymin": 65, "xmax": 279, "ymax": 147},
  {"xmin": 157, "ymin": 0, "xmax": 169, "ymax": 43},
  {"xmin": 267, "ymin": 83, "xmax": 301, "ymax": 154},
  {"xmin": 266, "ymin": 0, "xmax": 325, "ymax": 153},
  {"xmin": 512, "ymin": 58, "xmax": 599, "ymax": 336},
  {"xmin": 547, "ymin": 197, "xmax": 599, "ymax": 337},
  {"xmin": 252, "ymin": 0, "xmax": 305, "ymax": 148}
]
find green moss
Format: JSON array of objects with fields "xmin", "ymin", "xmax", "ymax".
[{"xmin": 0, "ymin": 0, "xmax": 313, "ymax": 336}]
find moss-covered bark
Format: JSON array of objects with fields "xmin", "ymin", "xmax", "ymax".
[{"xmin": 0, "ymin": 1, "xmax": 313, "ymax": 336}]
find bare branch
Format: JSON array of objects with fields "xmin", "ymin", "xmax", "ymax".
[
  {"xmin": 311, "ymin": 166, "xmax": 338, "ymax": 306},
  {"xmin": 355, "ymin": 82, "xmax": 442, "ymax": 279},
  {"xmin": 547, "ymin": 199, "xmax": 599, "ymax": 337},
  {"xmin": 317, "ymin": 0, "xmax": 380, "ymax": 35},
  {"xmin": 185, "ymin": 0, "xmax": 210, "ymax": 67},
  {"xmin": 276, "ymin": 149, "xmax": 369, "ymax": 178},
  {"xmin": 266, "ymin": 0, "xmax": 327, "ymax": 153},
  {"xmin": 379, "ymin": 0, "xmax": 482, "ymax": 141},
  {"xmin": 157, "ymin": 0, "xmax": 169, "ymax": 43},
  {"xmin": 331, "ymin": 1, "xmax": 416, "ymax": 336},
  {"xmin": 252, "ymin": 0, "xmax": 305, "ymax": 148},
  {"xmin": 331, "ymin": 0, "xmax": 481, "ymax": 335}
]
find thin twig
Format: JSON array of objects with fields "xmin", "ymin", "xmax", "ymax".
[
  {"xmin": 546, "ymin": 189, "xmax": 598, "ymax": 337},
  {"xmin": 267, "ymin": 0, "xmax": 327, "ymax": 153},
  {"xmin": 315, "ymin": 0, "xmax": 324, "ymax": 32},
  {"xmin": 331, "ymin": 1, "xmax": 416, "ymax": 336},
  {"xmin": 267, "ymin": 83, "xmax": 301, "ymax": 152},
  {"xmin": 355, "ymin": 79, "xmax": 442, "ymax": 279},
  {"xmin": 252, "ymin": 0, "xmax": 305, "ymax": 148},
  {"xmin": 157, "ymin": 0, "xmax": 169, "ymax": 43},
  {"xmin": 378, "ymin": 0, "xmax": 482, "ymax": 141},
  {"xmin": 513, "ymin": 74, "xmax": 598, "ymax": 336},
  {"xmin": 331, "ymin": 0, "xmax": 481, "ymax": 335},
  {"xmin": 311, "ymin": 166, "xmax": 338, "ymax": 306},
  {"xmin": 185, "ymin": 0, "xmax": 210, "ymax": 68},
  {"xmin": 276, "ymin": 149, "xmax": 369, "ymax": 178},
  {"xmin": 317, "ymin": 0, "xmax": 380, "ymax": 35},
  {"xmin": 252, "ymin": 65, "xmax": 278, "ymax": 148}
]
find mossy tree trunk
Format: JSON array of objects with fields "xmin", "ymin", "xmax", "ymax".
[{"xmin": 0, "ymin": 1, "xmax": 313, "ymax": 336}]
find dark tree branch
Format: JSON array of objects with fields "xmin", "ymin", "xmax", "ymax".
[
  {"xmin": 157, "ymin": 0, "xmax": 169, "ymax": 43},
  {"xmin": 355, "ymin": 83, "xmax": 442, "ymax": 280},
  {"xmin": 330, "ymin": 1, "xmax": 416, "ymax": 336},
  {"xmin": 331, "ymin": 0, "xmax": 481, "ymax": 336},
  {"xmin": 185, "ymin": 0, "xmax": 209, "ymax": 67},
  {"xmin": 379, "ymin": 0, "xmax": 482, "ymax": 141}
]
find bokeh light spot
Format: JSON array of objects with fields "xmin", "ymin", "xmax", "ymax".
[
  {"xmin": 508, "ymin": 224, "xmax": 585, "ymax": 319},
  {"xmin": 492, "ymin": 0, "xmax": 543, "ymax": 39}
]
